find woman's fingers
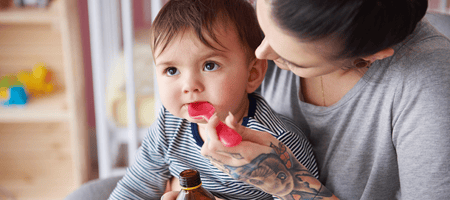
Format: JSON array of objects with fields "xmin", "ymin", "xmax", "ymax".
[
  {"xmin": 205, "ymin": 113, "xmax": 223, "ymax": 150},
  {"xmin": 223, "ymin": 111, "xmax": 275, "ymax": 146},
  {"xmin": 202, "ymin": 111, "xmax": 283, "ymax": 168},
  {"xmin": 161, "ymin": 191, "xmax": 179, "ymax": 200},
  {"xmin": 224, "ymin": 112, "xmax": 240, "ymax": 131}
]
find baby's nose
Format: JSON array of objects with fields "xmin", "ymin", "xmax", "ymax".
[{"xmin": 182, "ymin": 77, "xmax": 204, "ymax": 94}]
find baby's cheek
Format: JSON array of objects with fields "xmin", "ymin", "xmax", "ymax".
[{"xmin": 160, "ymin": 93, "xmax": 181, "ymax": 115}]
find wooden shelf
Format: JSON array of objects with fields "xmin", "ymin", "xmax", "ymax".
[
  {"xmin": 0, "ymin": 91, "xmax": 69, "ymax": 122},
  {"xmin": 0, "ymin": 1, "xmax": 59, "ymax": 25},
  {"xmin": 0, "ymin": 122, "xmax": 76, "ymax": 200},
  {"xmin": 0, "ymin": 0, "xmax": 90, "ymax": 199}
]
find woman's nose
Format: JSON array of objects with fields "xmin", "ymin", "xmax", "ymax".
[
  {"xmin": 182, "ymin": 76, "xmax": 204, "ymax": 94},
  {"xmin": 255, "ymin": 38, "xmax": 279, "ymax": 60}
]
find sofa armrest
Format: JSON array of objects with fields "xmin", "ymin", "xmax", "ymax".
[
  {"xmin": 64, "ymin": 176, "xmax": 122, "ymax": 200},
  {"xmin": 426, "ymin": 12, "xmax": 450, "ymax": 39}
]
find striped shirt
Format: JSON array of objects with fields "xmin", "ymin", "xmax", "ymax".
[{"xmin": 109, "ymin": 93, "xmax": 318, "ymax": 200}]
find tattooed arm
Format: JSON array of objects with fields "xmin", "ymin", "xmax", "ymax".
[{"xmin": 201, "ymin": 114, "xmax": 338, "ymax": 200}]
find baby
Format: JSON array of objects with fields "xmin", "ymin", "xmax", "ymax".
[{"xmin": 109, "ymin": 0, "xmax": 318, "ymax": 199}]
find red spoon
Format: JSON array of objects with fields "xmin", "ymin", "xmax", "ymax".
[{"xmin": 188, "ymin": 102, "xmax": 242, "ymax": 147}]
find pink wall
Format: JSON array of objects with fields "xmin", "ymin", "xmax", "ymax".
[
  {"xmin": 428, "ymin": 0, "xmax": 450, "ymax": 12},
  {"xmin": 429, "ymin": 0, "xmax": 442, "ymax": 10},
  {"xmin": 77, "ymin": 0, "xmax": 94, "ymax": 129}
]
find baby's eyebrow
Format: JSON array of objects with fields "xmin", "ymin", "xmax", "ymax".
[
  {"xmin": 199, "ymin": 51, "xmax": 228, "ymax": 61},
  {"xmin": 155, "ymin": 60, "xmax": 175, "ymax": 67},
  {"xmin": 155, "ymin": 50, "xmax": 229, "ymax": 67}
]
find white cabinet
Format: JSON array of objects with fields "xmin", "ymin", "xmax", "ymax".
[{"xmin": 88, "ymin": 0, "xmax": 163, "ymax": 179}]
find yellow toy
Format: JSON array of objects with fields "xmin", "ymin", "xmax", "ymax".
[
  {"xmin": 17, "ymin": 63, "xmax": 54, "ymax": 97},
  {"xmin": 0, "ymin": 89, "xmax": 7, "ymax": 99}
]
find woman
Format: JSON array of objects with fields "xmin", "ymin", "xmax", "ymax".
[{"xmin": 164, "ymin": 0, "xmax": 450, "ymax": 199}]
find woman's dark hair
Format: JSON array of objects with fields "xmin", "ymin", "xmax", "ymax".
[
  {"xmin": 151, "ymin": 0, "xmax": 262, "ymax": 61},
  {"xmin": 270, "ymin": 0, "xmax": 428, "ymax": 59}
]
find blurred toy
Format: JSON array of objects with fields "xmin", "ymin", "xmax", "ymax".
[
  {"xmin": 0, "ymin": 75, "xmax": 24, "ymax": 99},
  {"xmin": 3, "ymin": 86, "xmax": 28, "ymax": 106},
  {"xmin": 17, "ymin": 62, "xmax": 54, "ymax": 97}
]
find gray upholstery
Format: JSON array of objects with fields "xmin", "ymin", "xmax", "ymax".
[
  {"xmin": 426, "ymin": 12, "xmax": 450, "ymax": 38},
  {"xmin": 64, "ymin": 176, "xmax": 122, "ymax": 200},
  {"xmin": 65, "ymin": 12, "xmax": 450, "ymax": 200}
]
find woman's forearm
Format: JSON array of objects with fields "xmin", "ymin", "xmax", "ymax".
[{"xmin": 207, "ymin": 142, "xmax": 338, "ymax": 200}]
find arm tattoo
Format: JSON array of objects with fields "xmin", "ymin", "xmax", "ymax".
[
  {"xmin": 218, "ymin": 151, "xmax": 244, "ymax": 160},
  {"xmin": 210, "ymin": 142, "xmax": 333, "ymax": 200}
]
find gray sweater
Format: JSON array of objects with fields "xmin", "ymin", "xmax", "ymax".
[{"xmin": 257, "ymin": 18, "xmax": 450, "ymax": 199}]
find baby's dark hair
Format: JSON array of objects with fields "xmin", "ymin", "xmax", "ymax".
[
  {"xmin": 269, "ymin": 0, "xmax": 428, "ymax": 59},
  {"xmin": 151, "ymin": 0, "xmax": 262, "ymax": 61}
]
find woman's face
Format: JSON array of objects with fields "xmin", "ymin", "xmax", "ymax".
[{"xmin": 255, "ymin": 0, "xmax": 346, "ymax": 78}]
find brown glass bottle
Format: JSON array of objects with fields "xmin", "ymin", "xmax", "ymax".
[{"xmin": 176, "ymin": 169, "xmax": 216, "ymax": 200}]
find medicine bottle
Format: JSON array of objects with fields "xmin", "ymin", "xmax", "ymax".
[{"xmin": 176, "ymin": 169, "xmax": 216, "ymax": 200}]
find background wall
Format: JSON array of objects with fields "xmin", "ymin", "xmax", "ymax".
[{"xmin": 429, "ymin": 0, "xmax": 450, "ymax": 13}]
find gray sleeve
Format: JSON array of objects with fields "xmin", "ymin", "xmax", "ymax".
[{"xmin": 392, "ymin": 51, "xmax": 450, "ymax": 199}]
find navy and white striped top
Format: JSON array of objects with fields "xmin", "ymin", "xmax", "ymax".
[{"xmin": 109, "ymin": 93, "xmax": 318, "ymax": 200}]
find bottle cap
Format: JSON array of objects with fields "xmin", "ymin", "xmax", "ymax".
[{"xmin": 179, "ymin": 169, "xmax": 201, "ymax": 188}]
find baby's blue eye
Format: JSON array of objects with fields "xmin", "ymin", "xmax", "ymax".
[
  {"xmin": 165, "ymin": 67, "xmax": 180, "ymax": 76},
  {"xmin": 204, "ymin": 62, "xmax": 220, "ymax": 71}
]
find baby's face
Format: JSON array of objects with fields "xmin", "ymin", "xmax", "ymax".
[{"xmin": 154, "ymin": 26, "xmax": 251, "ymax": 123}]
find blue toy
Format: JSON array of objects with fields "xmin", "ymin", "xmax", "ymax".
[{"xmin": 3, "ymin": 86, "xmax": 28, "ymax": 106}]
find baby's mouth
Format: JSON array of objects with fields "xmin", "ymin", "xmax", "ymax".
[{"xmin": 188, "ymin": 101, "xmax": 215, "ymax": 120}]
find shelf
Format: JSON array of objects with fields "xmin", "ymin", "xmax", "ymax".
[
  {"xmin": 0, "ymin": 1, "xmax": 59, "ymax": 25},
  {"xmin": 0, "ymin": 122, "xmax": 76, "ymax": 200},
  {"xmin": 0, "ymin": 91, "xmax": 68, "ymax": 122},
  {"xmin": 0, "ymin": 0, "xmax": 91, "ymax": 198}
]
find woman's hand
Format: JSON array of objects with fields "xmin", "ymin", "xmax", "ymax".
[
  {"xmin": 161, "ymin": 191, "xmax": 179, "ymax": 200},
  {"xmin": 160, "ymin": 190, "xmax": 226, "ymax": 200},
  {"xmin": 201, "ymin": 113, "xmax": 338, "ymax": 200}
]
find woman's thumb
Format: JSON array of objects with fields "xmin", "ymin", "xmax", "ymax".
[{"xmin": 161, "ymin": 191, "xmax": 180, "ymax": 200}]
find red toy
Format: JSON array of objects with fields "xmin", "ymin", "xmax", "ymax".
[{"xmin": 188, "ymin": 102, "xmax": 242, "ymax": 147}]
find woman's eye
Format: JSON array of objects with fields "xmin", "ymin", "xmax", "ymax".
[
  {"xmin": 165, "ymin": 67, "xmax": 180, "ymax": 76},
  {"xmin": 204, "ymin": 62, "xmax": 220, "ymax": 71}
]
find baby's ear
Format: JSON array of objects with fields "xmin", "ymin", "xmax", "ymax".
[{"xmin": 246, "ymin": 58, "xmax": 268, "ymax": 93}]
